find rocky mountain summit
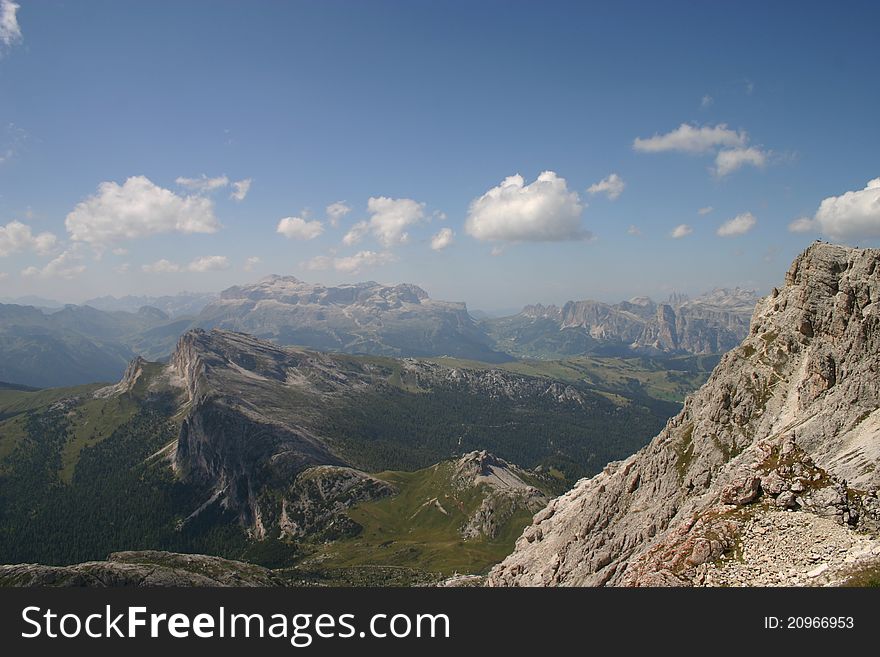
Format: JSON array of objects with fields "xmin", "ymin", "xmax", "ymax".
[
  {"xmin": 454, "ymin": 451, "xmax": 548, "ymax": 540},
  {"xmin": 194, "ymin": 275, "xmax": 507, "ymax": 362},
  {"xmin": 489, "ymin": 243, "xmax": 880, "ymax": 587},
  {"xmin": 489, "ymin": 288, "xmax": 757, "ymax": 358}
]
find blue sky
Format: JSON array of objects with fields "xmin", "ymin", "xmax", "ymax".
[{"xmin": 1, "ymin": 0, "xmax": 879, "ymax": 310}]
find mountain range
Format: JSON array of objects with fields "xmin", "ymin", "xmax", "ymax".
[
  {"xmin": 0, "ymin": 325, "xmax": 679, "ymax": 578},
  {"xmin": 2, "ymin": 242, "xmax": 879, "ymax": 587},
  {"xmin": 483, "ymin": 288, "xmax": 757, "ymax": 359},
  {"xmin": 0, "ymin": 278, "xmax": 757, "ymax": 389}
]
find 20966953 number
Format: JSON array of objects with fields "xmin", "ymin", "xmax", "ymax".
[{"xmin": 787, "ymin": 617, "xmax": 853, "ymax": 629}]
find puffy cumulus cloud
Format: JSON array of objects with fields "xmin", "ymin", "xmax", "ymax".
[
  {"xmin": 114, "ymin": 263, "xmax": 130, "ymax": 274},
  {"xmin": 812, "ymin": 178, "xmax": 880, "ymax": 240},
  {"xmin": 717, "ymin": 211, "xmax": 757, "ymax": 237},
  {"xmin": 21, "ymin": 250, "xmax": 85, "ymax": 280},
  {"xmin": 66, "ymin": 176, "xmax": 219, "ymax": 245},
  {"xmin": 714, "ymin": 147, "xmax": 767, "ymax": 177},
  {"xmin": 277, "ymin": 216, "xmax": 325, "ymax": 240},
  {"xmin": 361, "ymin": 197, "xmax": 426, "ymax": 247},
  {"xmin": 1, "ymin": 0, "xmax": 22, "ymax": 51},
  {"xmin": 633, "ymin": 124, "xmax": 746, "ymax": 154},
  {"xmin": 325, "ymin": 201, "xmax": 352, "ymax": 227},
  {"xmin": 142, "ymin": 259, "xmax": 180, "ymax": 274},
  {"xmin": 634, "ymin": 123, "xmax": 769, "ymax": 178},
  {"xmin": 340, "ymin": 197, "xmax": 426, "ymax": 247},
  {"xmin": 587, "ymin": 173, "xmax": 625, "ymax": 200},
  {"xmin": 230, "ymin": 178, "xmax": 252, "ymax": 201},
  {"xmin": 243, "ymin": 256, "xmax": 261, "ymax": 272},
  {"xmin": 343, "ymin": 221, "xmax": 369, "ymax": 246},
  {"xmin": 303, "ymin": 250, "xmax": 395, "ymax": 275},
  {"xmin": 465, "ymin": 172, "xmax": 587, "ymax": 243},
  {"xmin": 430, "ymin": 227, "xmax": 454, "ymax": 251},
  {"xmin": 670, "ymin": 224, "xmax": 693, "ymax": 239},
  {"xmin": 0, "ymin": 220, "xmax": 58, "ymax": 256},
  {"xmin": 788, "ymin": 216, "xmax": 817, "ymax": 234},
  {"xmin": 627, "ymin": 225, "xmax": 642, "ymax": 236},
  {"xmin": 142, "ymin": 255, "xmax": 229, "ymax": 274},
  {"xmin": 698, "ymin": 206, "xmax": 714, "ymax": 216},
  {"xmin": 187, "ymin": 255, "xmax": 230, "ymax": 272},
  {"xmin": 700, "ymin": 95, "xmax": 713, "ymax": 109},
  {"xmin": 175, "ymin": 174, "xmax": 229, "ymax": 193}
]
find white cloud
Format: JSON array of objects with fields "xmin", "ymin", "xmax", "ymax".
[
  {"xmin": 142, "ymin": 259, "xmax": 181, "ymax": 274},
  {"xmin": 175, "ymin": 174, "xmax": 229, "ymax": 193},
  {"xmin": 698, "ymin": 206, "xmax": 714, "ymax": 216},
  {"xmin": 114, "ymin": 263, "xmax": 130, "ymax": 274},
  {"xmin": 714, "ymin": 147, "xmax": 768, "ymax": 177},
  {"xmin": 21, "ymin": 250, "xmax": 85, "ymax": 280},
  {"xmin": 325, "ymin": 201, "xmax": 351, "ymax": 227},
  {"xmin": 340, "ymin": 198, "xmax": 425, "ymax": 247},
  {"xmin": 465, "ymin": 171, "xmax": 587, "ymax": 243},
  {"xmin": 343, "ymin": 221, "xmax": 369, "ymax": 246},
  {"xmin": 788, "ymin": 216, "xmax": 817, "ymax": 233},
  {"xmin": 430, "ymin": 227, "xmax": 454, "ymax": 251},
  {"xmin": 66, "ymin": 176, "xmax": 219, "ymax": 245},
  {"xmin": 302, "ymin": 255, "xmax": 333, "ymax": 271},
  {"xmin": 368, "ymin": 197, "xmax": 426, "ymax": 247},
  {"xmin": 634, "ymin": 123, "xmax": 770, "ymax": 178},
  {"xmin": 587, "ymin": 173, "xmax": 625, "ymax": 200},
  {"xmin": 111, "ymin": 247, "xmax": 129, "ymax": 256},
  {"xmin": 0, "ymin": 221, "xmax": 58, "ymax": 256},
  {"xmin": 303, "ymin": 250, "xmax": 395, "ymax": 275},
  {"xmin": 627, "ymin": 225, "xmax": 642, "ymax": 236},
  {"xmin": 700, "ymin": 95, "xmax": 713, "ymax": 109},
  {"xmin": 230, "ymin": 178, "xmax": 252, "ymax": 201},
  {"xmin": 717, "ymin": 211, "xmax": 757, "ymax": 237},
  {"xmin": 0, "ymin": 271, "xmax": 7, "ymax": 280},
  {"xmin": 670, "ymin": 224, "xmax": 693, "ymax": 239},
  {"xmin": 142, "ymin": 255, "xmax": 229, "ymax": 274},
  {"xmin": 243, "ymin": 256, "xmax": 261, "ymax": 272},
  {"xmin": 187, "ymin": 255, "xmax": 229, "ymax": 272},
  {"xmin": 490, "ymin": 246, "xmax": 504, "ymax": 256},
  {"xmin": 811, "ymin": 178, "xmax": 880, "ymax": 240},
  {"xmin": 277, "ymin": 216, "xmax": 324, "ymax": 240},
  {"xmin": 633, "ymin": 124, "xmax": 746, "ymax": 154},
  {"xmin": 1, "ymin": 0, "xmax": 22, "ymax": 50}
]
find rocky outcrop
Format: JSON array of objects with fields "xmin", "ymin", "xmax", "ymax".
[
  {"xmin": 280, "ymin": 466, "xmax": 396, "ymax": 541},
  {"xmin": 454, "ymin": 451, "xmax": 548, "ymax": 540},
  {"xmin": 0, "ymin": 551, "xmax": 280, "ymax": 587},
  {"xmin": 489, "ymin": 243, "xmax": 880, "ymax": 587}
]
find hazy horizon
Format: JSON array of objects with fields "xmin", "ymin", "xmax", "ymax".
[
  {"xmin": 0, "ymin": 269, "xmax": 764, "ymax": 314},
  {"xmin": 2, "ymin": 1, "xmax": 879, "ymax": 309}
]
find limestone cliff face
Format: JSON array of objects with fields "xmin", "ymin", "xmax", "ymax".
[
  {"xmin": 489, "ymin": 243, "xmax": 880, "ymax": 587},
  {"xmin": 510, "ymin": 288, "xmax": 755, "ymax": 357},
  {"xmin": 169, "ymin": 330, "xmax": 348, "ymax": 535}
]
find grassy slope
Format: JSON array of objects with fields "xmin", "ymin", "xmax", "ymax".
[{"xmin": 306, "ymin": 462, "xmax": 542, "ymax": 576}]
